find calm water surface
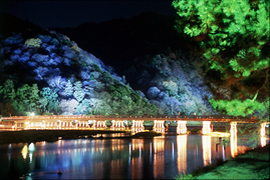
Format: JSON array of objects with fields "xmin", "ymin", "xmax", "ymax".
[{"xmin": 0, "ymin": 134, "xmax": 268, "ymax": 179}]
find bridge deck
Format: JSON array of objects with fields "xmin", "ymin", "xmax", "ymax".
[{"xmin": 1, "ymin": 115, "xmax": 262, "ymax": 123}]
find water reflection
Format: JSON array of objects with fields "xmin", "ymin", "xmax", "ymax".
[
  {"xmin": 230, "ymin": 122, "xmax": 238, "ymax": 157},
  {"xmin": 0, "ymin": 134, "xmax": 268, "ymax": 180},
  {"xmin": 202, "ymin": 135, "xmax": 211, "ymax": 166},
  {"xmin": 261, "ymin": 123, "xmax": 267, "ymax": 147},
  {"xmin": 177, "ymin": 135, "xmax": 187, "ymax": 173},
  {"xmin": 261, "ymin": 136, "xmax": 266, "ymax": 147},
  {"xmin": 21, "ymin": 145, "xmax": 28, "ymax": 160},
  {"xmin": 153, "ymin": 137, "xmax": 164, "ymax": 179}
]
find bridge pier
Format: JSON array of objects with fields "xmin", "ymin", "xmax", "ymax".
[
  {"xmin": 131, "ymin": 120, "xmax": 144, "ymax": 133},
  {"xmin": 153, "ymin": 120, "xmax": 165, "ymax": 133},
  {"xmin": 110, "ymin": 120, "xmax": 125, "ymax": 130},
  {"xmin": 260, "ymin": 122, "xmax": 266, "ymax": 137},
  {"xmin": 177, "ymin": 121, "xmax": 187, "ymax": 134},
  {"xmin": 202, "ymin": 121, "xmax": 211, "ymax": 134},
  {"xmin": 230, "ymin": 122, "xmax": 237, "ymax": 157},
  {"xmin": 260, "ymin": 122, "xmax": 267, "ymax": 147}
]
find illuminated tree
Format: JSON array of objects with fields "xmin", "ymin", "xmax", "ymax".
[
  {"xmin": 59, "ymin": 99, "xmax": 78, "ymax": 115},
  {"xmin": 172, "ymin": 0, "xmax": 269, "ymax": 78},
  {"xmin": 14, "ymin": 84, "xmax": 31, "ymax": 112},
  {"xmin": 1, "ymin": 79, "xmax": 16, "ymax": 101},
  {"xmin": 39, "ymin": 97, "xmax": 48, "ymax": 113},
  {"xmin": 28, "ymin": 84, "xmax": 40, "ymax": 111},
  {"xmin": 73, "ymin": 81, "xmax": 85, "ymax": 102},
  {"xmin": 64, "ymin": 80, "xmax": 73, "ymax": 96},
  {"xmin": 172, "ymin": 0, "xmax": 269, "ymax": 117},
  {"xmin": 40, "ymin": 87, "xmax": 59, "ymax": 113}
]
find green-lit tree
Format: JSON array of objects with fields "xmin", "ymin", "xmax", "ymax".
[
  {"xmin": 40, "ymin": 87, "xmax": 59, "ymax": 113},
  {"xmin": 29, "ymin": 84, "xmax": 40, "ymax": 112},
  {"xmin": 1, "ymin": 79, "xmax": 16, "ymax": 101},
  {"xmin": 172, "ymin": 0, "xmax": 269, "ymax": 118},
  {"xmin": 13, "ymin": 84, "xmax": 31, "ymax": 113}
]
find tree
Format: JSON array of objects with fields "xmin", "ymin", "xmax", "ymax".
[
  {"xmin": 172, "ymin": 0, "xmax": 269, "ymax": 74},
  {"xmin": 64, "ymin": 80, "xmax": 73, "ymax": 96},
  {"xmin": 1, "ymin": 79, "xmax": 16, "ymax": 101},
  {"xmin": 59, "ymin": 99, "xmax": 78, "ymax": 115},
  {"xmin": 29, "ymin": 84, "xmax": 40, "ymax": 111},
  {"xmin": 172, "ymin": 0, "xmax": 269, "ymax": 84},
  {"xmin": 172, "ymin": 0, "xmax": 269, "ymax": 118},
  {"xmin": 2, "ymin": 102, "xmax": 15, "ymax": 116},
  {"xmin": 40, "ymin": 87, "xmax": 59, "ymax": 113},
  {"xmin": 13, "ymin": 84, "xmax": 31, "ymax": 113},
  {"xmin": 73, "ymin": 81, "xmax": 85, "ymax": 102}
]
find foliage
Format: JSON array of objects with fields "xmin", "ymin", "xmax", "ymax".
[
  {"xmin": 40, "ymin": 87, "xmax": 59, "ymax": 113},
  {"xmin": 1, "ymin": 31, "xmax": 161, "ymax": 116},
  {"xmin": 172, "ymin": 0, "xmax": 269, "ymax": 77},
  {"xmin": 64, "ymin": 80, "xmax": 73, "ymax": 96},
  {"xmin": 172, "ymin": 0, "xmax": 269, "ymax": 80},
  {"xmin": 73, "ymin": 81, "xmax": 85, "ymax": 102},
  {"xmin": 59, "ymin": 99, "xmax": 78, "ymax": 115},
  {"xmin": 172, "ymin": 0, "xmax": 269, "ymax": 117},
  {"xmin": 71, "ymin": 45, "xmax": 80, "ymax": 52},
  {"xmin": 147, "ymin": 87, "xmax": 161, "ymax": 99},
  {"xmin": 209, "ymin": 98, "xmax": 266, "ymax": 117},
  {"xmin": 25, "ymin": 38, "xmax": 42, "ymax": 48},
  {"xmin": 174, "ymin": 172, "xmax": 193, "ymax": 180},
  {"xmin": 102, "ymin": 71, "xmax": 113, "ymax": 83}
]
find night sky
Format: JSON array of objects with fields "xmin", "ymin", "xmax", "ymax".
[{"xmin": 0, "ymin": 1, "xmax": 176, "ymax": 28}]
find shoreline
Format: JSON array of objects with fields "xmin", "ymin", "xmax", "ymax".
[
  {"xmin": 175, "ymin": 143, "xmax": 269, "ymax": 179},
  {"xmin": 0, "ymin": 129, "xmax": 164, "ymax": 144}
]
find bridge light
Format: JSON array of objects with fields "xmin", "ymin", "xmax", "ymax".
[{"xmin": 30, "ymin": 112, "xmax": 35, "ymax": 116}]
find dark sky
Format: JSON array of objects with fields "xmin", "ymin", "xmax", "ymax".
[{"xmin": 0, "ymin": 1, "xmax": 176, "ymax": 28}]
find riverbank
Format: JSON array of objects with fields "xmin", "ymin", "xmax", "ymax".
[
  {"xmin": 175, "ymin": 143, "xmax": 269, "ymax": 179},
  {"xmin": 0, "ymin": 130, "xmax": 163, "ymax": 144},
  {"xmin": 0, "ymin": 130, "xmax": 125, "ymax": 144}
]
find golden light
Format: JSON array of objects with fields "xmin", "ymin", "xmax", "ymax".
[
  {"xmin": 202, "ymin": 121, "xmax": 211, "ymax": 134},
  {"xmin": 21, "ymin": 145, "xmax": 28, "ymax": 159},
  {"xmin": 202, "ymin": 135, "xmax": 211, "ymax": 166},
  {"xmin": 230, "ymin": 122, "xmax": 237, "ymax": 158}
]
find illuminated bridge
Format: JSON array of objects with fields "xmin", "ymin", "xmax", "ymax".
[{"xmin": 1, "ymin": 115, "xmax": 268, "ymax": 136}]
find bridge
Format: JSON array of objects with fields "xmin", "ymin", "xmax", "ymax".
[{"xmin": 0, "ymin": 115, "xmax": 268, "ymax": 136}]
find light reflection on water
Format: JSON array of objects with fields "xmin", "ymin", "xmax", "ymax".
[{"xmin": 0, "ymin": 134, "xmax": 268, "ymax": 180}]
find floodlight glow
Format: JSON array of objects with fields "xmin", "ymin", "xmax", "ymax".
[{"xmin": 28, "ymin": 143, "xmax": 35, "ymax": 151}]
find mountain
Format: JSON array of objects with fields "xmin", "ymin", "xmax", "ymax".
[
  {"xmin": 51, "ymin": 12, "xmax": 269, "ymax": 118},
  {"xmin": 0, "ymin": 13, "xmax": 156, "ymax": 116},
  {"xmin": 51, "ymin": 12, "xmax": 187, "ymax": 75},
  {"xmin": 1, "ymin": 13, "xmax": 267, "ymax": 118},
  {"xmin": 51, "ymin": 12, "xmax": 224, "ymax": 115}
]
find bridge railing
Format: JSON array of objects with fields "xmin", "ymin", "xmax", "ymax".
[{"xmin": 1, "ymin": 114, "xmax": 251, "ymax": 121}]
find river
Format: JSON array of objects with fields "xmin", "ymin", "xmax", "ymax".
[{"xmin": 0, "ymin": 132, "xmax": 268, "ymax": 180}]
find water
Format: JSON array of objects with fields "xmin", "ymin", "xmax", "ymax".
[{"xmin": 0, "ymin": 134, "xmax": 268, "ymax": 180}]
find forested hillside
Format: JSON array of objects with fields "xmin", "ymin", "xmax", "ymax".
[
  {"xmin": 0, "ymin": 13, "xmax": 156, "ymax": 116},
  {"xmin": 0, "ymin": 8, "xmax": 268, "ymax": 120}
]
